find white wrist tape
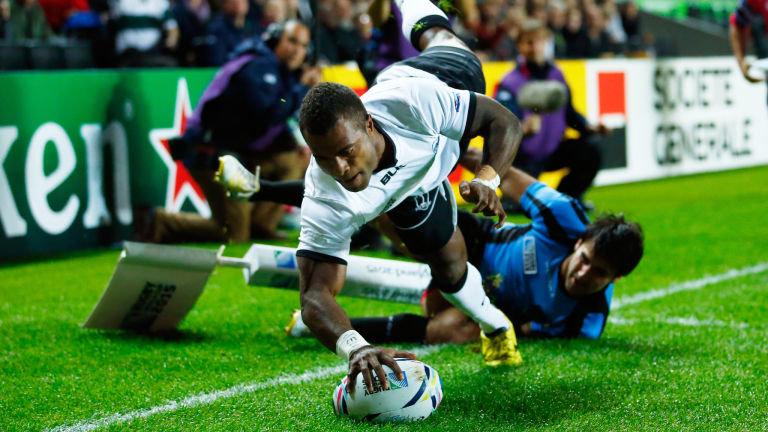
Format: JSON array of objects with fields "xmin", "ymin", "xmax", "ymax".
[
  {"xmin": 336, "ymin": 330, "xmax": 368, "ymax": 360},
  {"xmin": 471, "ymin": 175, "xmax": 501, "ymax": 191}
]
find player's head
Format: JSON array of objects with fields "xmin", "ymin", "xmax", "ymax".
[
  {"xmin": 561, "ymin": 214, "xmax": 644, "ymax": 296},
  {"xmin": 299, "ymin": 82, "xmax": 379, "ymax": 192},
  {"xmin": 516, "ymin": 19, "xmax": 549, "ymax": 65},
  {"xmin": 271, "ymin": 20, "xmax": 311, "ymax": 71}
]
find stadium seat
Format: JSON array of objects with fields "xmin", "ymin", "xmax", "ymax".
[
  {"xmin": 0, "ymin": 43, "xmax": 29, "ymax": 70},
  {"xmin": 26, "ymin": 42, "xmax": 66, "ymax": 70},
  {"xmin": 63, "ymin": 41, "xmax": 95, "ymax": 69}
]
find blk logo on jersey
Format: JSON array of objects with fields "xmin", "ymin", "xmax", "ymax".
[
  {"xmin": 454, "ymin": 93, "xmax": 461, "ymax": 112},
  {"xmin": 380, "ymin": 164, "xmax": 405, "ymax": 185}
]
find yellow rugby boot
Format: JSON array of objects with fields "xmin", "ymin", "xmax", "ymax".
[
  {"xmin": 214, "ymin": 155, "xmax": 260, "ymax": 200},
  {"xmin": 480, "ymin": 319, "xmax": 523, "ymax": 367}
]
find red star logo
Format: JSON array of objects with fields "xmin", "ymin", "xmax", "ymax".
[{"xmin": 149, "ymin": 78, "xmax": 211, "ymax": 218}]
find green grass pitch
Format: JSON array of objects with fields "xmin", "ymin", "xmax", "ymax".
[{"xmin": 2, "ymin": 166, "xmax": 768, "ymax": 431}]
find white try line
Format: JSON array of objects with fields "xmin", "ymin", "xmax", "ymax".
[
  {"xmin": 609, "ymin": 316, "xmax": 750, "ymax": 329},
  {"xmin": 612, "ymin": 261, "xmax": 768, "ymax": 310},
  {"xmin": 47, "ymin": 345, "xmax": 444, "ymax": 432}
]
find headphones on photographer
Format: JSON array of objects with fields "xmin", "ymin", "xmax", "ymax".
[
  {"xmin": 260, "ymin": 20, "xmax": 316, "ymax": 64},
  {"xmin": 262, "ymin": 21, "xmax": 286, "ymax": 50}
]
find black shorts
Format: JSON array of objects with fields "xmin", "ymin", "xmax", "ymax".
[
  {"xmin": 395, "ymin": 46, "xmax": 486, "ymax": 94},
  {"xmin": 456, "ymin": 210, "xmax": 492, "ymax": 268},
  {"xmin": 456, "ymin": 209, "xmax": 534, "ymax": 269},
  {"xmin": 386, "ymin": 180, "xmax": 457, "ymax": 255}
]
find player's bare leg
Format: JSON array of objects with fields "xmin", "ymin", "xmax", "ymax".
[{"xmin": 421, "ymin": 227, "xmax": 521, "ymax": 366}]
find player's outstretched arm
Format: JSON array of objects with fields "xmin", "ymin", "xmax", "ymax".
[
  {"xmin": 459, "ymin": 94, "xmax": 523, "ymax": 228},
  {"xmin": 729, "ymin": 20, "xmax": 763, "ymax": 83},
  {"xmin": 499, "ymin": 166, "xmax": 537, "ymax": 204},
  {"xmin": 297, "ymin": 257, "xmax": 416, "ymax": 394}
]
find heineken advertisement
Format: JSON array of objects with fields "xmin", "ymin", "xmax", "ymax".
[{"xmin": 0, "ymin": 69, "xmax": 217, "ymax": 260}]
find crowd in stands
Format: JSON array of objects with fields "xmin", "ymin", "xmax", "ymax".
[{"xmin": 0, "ymin": 0, "xmax": 647, "ymax": 70}]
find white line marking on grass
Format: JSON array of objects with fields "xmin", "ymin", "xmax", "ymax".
[
  {"xmin": 610, "ymin": 316, "xmax": 749, "ymax": 329},
  {"xmin": 47, "ymin": 345, "xmax": 445, "ymax": 432},
  {"xmin": 612, "ymin": 261, "xmax": 768, "ymax": 310}
]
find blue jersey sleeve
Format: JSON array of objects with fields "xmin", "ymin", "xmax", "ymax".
[
  {"xmin": 527, "ymin": 313, "xmax": 606, "ymax": 338},
  {"xmin": 577, "ymin": 312, "xmax": 607, "ymax": 339},
  {"xmin": 519, "ymin": 181, "xmax": 590, "ymax": 245},
  {"xmin": 527, "ymin": 284, "xmax": 613, "ymax": 339}
]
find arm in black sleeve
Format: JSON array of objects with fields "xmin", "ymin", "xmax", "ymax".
[{"xmin": 565, "ymin": 90, "xmax": 589, "ymax": 133}]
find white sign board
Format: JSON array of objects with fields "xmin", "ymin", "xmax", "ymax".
[
  {"xmin": 242, "ymin": 244, "xmax": 431, "ymax": 305},
  {"xmin": 585, "ymin": 57, "xmax": 768, "ymax": 186},
  {"xmin": 83, "ymin": 242, "xmax": 219, "ymax": 332}
]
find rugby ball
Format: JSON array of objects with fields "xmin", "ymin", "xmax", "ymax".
[{"xmin": 332, "ymin": 358, "xmax": 443, "ymax": 423}]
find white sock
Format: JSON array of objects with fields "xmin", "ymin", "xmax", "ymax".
[
  {"xmin": 440, "ymin": 263, "xmax": 511, "ymax": 335},
  {"xmin": 394, "ymin": 0, "xmax": 448, "ymax": 46}
]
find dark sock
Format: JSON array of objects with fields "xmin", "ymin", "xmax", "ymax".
[
  {"xmin": 252, "ymin": 180, "xmax": 305, "ymax": 207},
  {"xmin": 409, "ymin": 15, "xmax": 453, "ymax": 50},
  {"xmin": 351, "ymin": 314, "xmax": 429, "ymax": 343}
]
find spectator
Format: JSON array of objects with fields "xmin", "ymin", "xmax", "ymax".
[
  {"xmin": 601, "ymin": 0, "xmax": 625, "ymax": 45},
  {"xmin": 260, "ymin": 0, "xmax": 285, "ymax": 28},
  {"xmin": 620, "ymin": 0, "xmax": 641, "ymax": 51},
  {"xmin": 1, "ymin": 0, "xmax": 11, "ymax": 38},
  {"xmin": 172, "ymin": 0, "xmax": 210, "ymax": 65},
  {"xmin": 585, "ymin": 4, "xmax": 614, "ymax": 57},
  {"xmin": 112, "ymin": 0, "xmax": 179, "ymax": 67},
  {"xmin": 548, "ymin": 0, "xmax": 568, "ymax": 57},
  {"xmin": 203, "ymin": 0, "xmax": 260, "ymax": 66},
  {"xmin": 474, "ymin": 0, "xmax": 507, "ymax": 60},
  {"xmin": 495, "ymin": 19, "xmax": 608, "ymax": 208},
  {"xmin": 5, "ymin": 0, "xmax": 52, "ymax": 41},
  {"xmin": 143, "ymin": 20, "xmax": 321, "ymax": 243},
  {"xmin": 561, "ymin": 7, "xmax": 590, "ymax": 58},
  {"xmin": 311, "ymin": 0, "xmax": 364, "ymax": 65}
]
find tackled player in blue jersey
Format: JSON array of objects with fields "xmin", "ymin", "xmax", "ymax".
[{"xmin": 371, "ymin": 155, "xmax": 642, "ymax": 341}]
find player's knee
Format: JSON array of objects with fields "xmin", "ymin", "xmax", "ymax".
[{"xmin": 431, "ymin": 261, "xmax": 467, "ymax": 289}]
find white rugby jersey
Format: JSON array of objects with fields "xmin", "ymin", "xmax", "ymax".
[{"xmin": 297, "ymin": 65, "xmax": 476, "ymax": 262}]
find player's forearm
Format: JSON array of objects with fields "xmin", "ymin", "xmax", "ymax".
[
  {"xmin": 470, "ymin": 95, "xmax": 523, "ymax": 181},
  {"xmin": 729, "ymin": 23, "xmax": 749, "ymax": 65},
  {"xmin": 297, "ymin": 256, "xmax": 356, "ymax": 353},
  {"xmin": 481, "ymin": 112, "xmax": 522, "ymax": 179},
  {"xmin": 300, "ymin": 289, "xmax": 355, "ymax": 352},
  {"xmin": 499, "ymin": 166, "xmax": 536, "ymax": 204}
]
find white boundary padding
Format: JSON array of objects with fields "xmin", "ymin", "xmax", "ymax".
[
  {"xmin": 83, "ymin": 242, "xmax": 220, "ymax": 332},
  {"xmin": 240, "ymin": 244, "xmax": 432, "ymax": 304}
]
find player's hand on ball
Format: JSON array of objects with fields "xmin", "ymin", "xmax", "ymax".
[
  {"xmin": 459, "ymin": 180, "xmax": 507, "ymax": 229},
  {"xmin": 346, "ymin": 346, "xmax": 417, "ymax": 395}
]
